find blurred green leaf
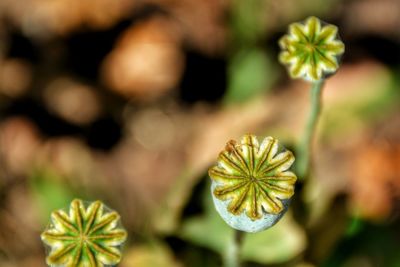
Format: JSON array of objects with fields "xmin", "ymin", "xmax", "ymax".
[
  {"xmin": 322, "ymin": 220, "xmax": 400, "ymax": 267},
  {"xmin": 152, "ymin": 169, "xmax": 196, "ymax": 234},
  {"xmin": 321, "ymin": 67, "xmax": 399, "ymax": 138},
  {"xmin": 180, "ymin": 184, "xmax": 234, "ymax": 254},
  {"xmin": 231, "ymin": 0, "xmax": 266, "ymax": 45},
  {"xmin": 121, "ymin": 242, "xmax": 182, "ymax": 267},
  {"xmin": 225, "ymin": 48, "xmax": 277, "ymax": 103},
  {"xmin": 346, "ymin": 216, "xmax": 364, "ymax": 237},
  {"xmin": 241, "ymin": 216, "xmax": 306, "ymax": 263},
  {"xmin": 180, "ymin": 182, "xmax": 306, "ymax": 264},
  {"xmin": 29, "ymin": 168, "xmax": 75, "ymax": 225}
]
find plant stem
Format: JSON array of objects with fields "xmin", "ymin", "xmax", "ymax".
[
  {"xmin": 297, "ymin": 79, "xmax": 325, "ymax": 179},
  {"xmin": 224, "ymin": 230, "xmax": 244, "ymax": 267}
]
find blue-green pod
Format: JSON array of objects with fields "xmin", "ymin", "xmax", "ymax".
[
  {"xmin": 209, "ymin": 135, "xmax": 297, "ymax": 233},
  {"xmin": 279, "ymin": 16, "xmax": 345, "ymax": 81}
]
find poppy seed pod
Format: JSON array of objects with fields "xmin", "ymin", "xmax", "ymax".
[
  {"xmin": 41, "ymin": 199, "xmax": 127, "ymax": 267},
  {"xmin": 209, "ymin": 135, "xmax": 297, "ymax": 233},
  {"xmin": 279, "ymin": 16, "xmax": 345, "ymax": 82}
]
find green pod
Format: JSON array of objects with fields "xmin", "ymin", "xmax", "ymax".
[
  {"xmin": 41, "ymin": 199, "xmax": 127, "ymax": 267},
  {"xmin": 209, "ymin": 135, "xmax": 297, "ymax": 232},
  {"xmin": 279, "ymin": 16, "xmax": 345, "ymax": 81}
]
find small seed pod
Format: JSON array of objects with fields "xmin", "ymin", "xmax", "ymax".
[
  {"xmin": 41, "ymin": 199, "xmax": 127, "ymax": 267},
  {"xmin": 279, "ymin": 16, "xmax": 345, "ymax": 82},
  {"xmin": 209, "ymin": 135, "xmax": 297, "ymax": 233}
]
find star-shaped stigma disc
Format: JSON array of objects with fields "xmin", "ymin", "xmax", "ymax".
[
  {"xmin": 279, "ymin": 16, "xmax": 345, "ymax": 81},
  {"xmin": 41, "ymin": 199, "xmax": 127, "ymax": 267}
]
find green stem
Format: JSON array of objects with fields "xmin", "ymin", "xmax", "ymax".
[
  {"xmin": 297, "ymin": 79, "xmax": 325, "ymax": 179},
  {"xmin": 224, "ymin": 230, "xmax": 244, "ymax": 267}
]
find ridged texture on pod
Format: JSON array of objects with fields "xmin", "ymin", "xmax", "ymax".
[
  {"xmin": 279, "ymin": 16, "xmax": 345, "ymax": 81},
  {"xmin": 209, "ymin": 135, "xmax": 297, "ymax": 232},
  {"xmin": 41, "ymin": 199, "xmax": 127, "ymax": 267}
]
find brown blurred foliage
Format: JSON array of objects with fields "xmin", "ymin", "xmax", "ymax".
[
  {"xmin": 102, "ymin": 17, "xmax": 184, "ymax": 100},
  {"xmin": 350, "ymin": 120, "xmax": 400, "ymax": 220},
  {"xmin": 0, "ymin": 0, "xmax": 399, "ymax": 266}
]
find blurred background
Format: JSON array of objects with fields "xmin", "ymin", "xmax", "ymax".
[{"xmin": 0, "ymin": 0, "xmax": 400, "ymax": 266}]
